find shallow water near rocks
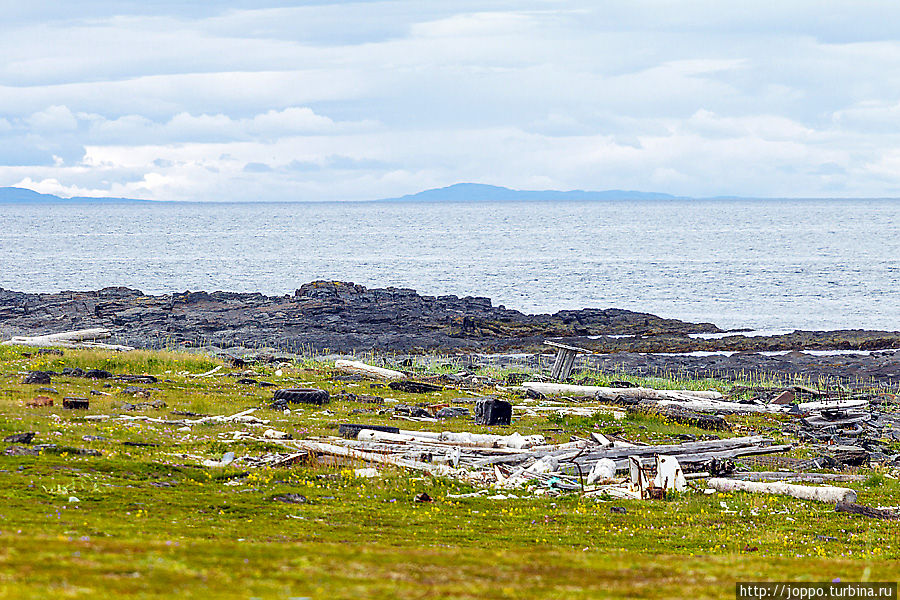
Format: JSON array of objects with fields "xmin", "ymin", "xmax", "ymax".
[{"xmin": 1, "ymin": 198, "xmax": 897, "ymax": 331}]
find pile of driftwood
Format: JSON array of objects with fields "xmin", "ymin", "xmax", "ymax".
[
  {"xmin": 210, "ymin": 427, "xmax": 900, "ymax": 515},
  {"xmin": 224, "ymin": 427, "xmax": 791, "ymax": 497},
  {"xmin": 516, "ymin": 381, "xmax": 900, "ymax": 468}
]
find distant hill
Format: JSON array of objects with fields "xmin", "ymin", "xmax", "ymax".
[
  {"xmin": 380, "ymin": 183, "xmax": 680, "ymax": 202},
  {"xmin": 0, "ymin": 182, "xmax": 681, "ymax": 204},
  {"xmin": 0, "ymin": 187, "xmax": 152, "ymax": 204}
]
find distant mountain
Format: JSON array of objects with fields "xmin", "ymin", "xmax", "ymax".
[
  {"xmin": 0, "ymin": 187, "xmax": 152, "ymax": 204},
  {"xmin": 0, "ymin": 182, "xmax": 681, "ymax": 204},
  {"xmin": 380, "ymin": 183, "xmax": 680, "ymax": 202}
]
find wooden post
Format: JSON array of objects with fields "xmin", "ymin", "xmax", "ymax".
[{"xmin": 545, "ymin": 341, "xmax": 591, "ymax": 381}]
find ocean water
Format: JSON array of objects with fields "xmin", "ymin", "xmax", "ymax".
[{"xmin": 0, "ymin": 199, "xmax": 897, "ymax": 331}]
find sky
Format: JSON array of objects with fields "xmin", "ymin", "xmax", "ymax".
[{"xmin": 3, "ymin": 1, "xmax": 900, "ymax": 201}]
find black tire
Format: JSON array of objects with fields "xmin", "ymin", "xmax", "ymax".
[{"xmin": 272, "ymin": 388, "xmax": 330, "ymax": 405}]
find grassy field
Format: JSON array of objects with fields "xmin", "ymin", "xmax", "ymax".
[{"xmin": 0, "ymin": 345, "xmax": 897, "ymax": 599}]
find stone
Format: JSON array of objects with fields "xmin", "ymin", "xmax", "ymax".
[
  {"xmin": 272, "ymin": 493, "xmax": 308, "ymax": 504},
  {"xmin": 435, "ymin": 407, "xmax": 470, "ymax": 419},
  {"xmin": 84, "ymin": 369, "xmax": 112, "ymax": 379},
  {"xmin": 586, "ymin": 458, "xmax": 617, "ymax": 484},
  {"xmin": 26, "ymin": 396, "xmax": 53, "ymax": 407},
  {"xmin": 23, "ymin": 371, "xmax": 52, "ymax": 385},
  {"xmin": 3, "ymin": 445, "xmax": 39, "ymax": 456}
]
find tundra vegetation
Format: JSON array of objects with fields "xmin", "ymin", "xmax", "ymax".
[{"xmin": 0, "ymin": 345, "xmax": 897, "ymax": 599}]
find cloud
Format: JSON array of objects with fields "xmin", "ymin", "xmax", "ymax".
[
  {"xmin": 27, "ymin": 105, "xmax": 78, "ymax": 132},
  {"xmin": 3, "ymin": 1, "xmax": 900, "ymax": 200},
  {"xmin": 242, "ymin": 162, "xmax": 272, "ymax": 172}
]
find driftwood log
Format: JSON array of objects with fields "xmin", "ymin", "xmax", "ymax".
[
  {"xmin": 834, "ymin": 502, "xmax": 900, "ymax": 520},
  {"xmin": 334, "ymin": 360, "xmax": 405, "ymax": 380},
  {"xmin": 707, "ymin": 477, "xmax": 857, "ymax": 503},
  {"xmin": 2, "ymin": 328, "xmax": 134, "ymax": 351},
  {"xmin": 521, "ymin": 382, "xmax": 723, "ymax": 402}
]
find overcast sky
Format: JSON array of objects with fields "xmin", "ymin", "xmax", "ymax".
[{"xmin": 3, "ymin": 1, "xmax": 900, "ymax": 201}]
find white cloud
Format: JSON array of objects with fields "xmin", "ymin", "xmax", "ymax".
[
  {"xmin": 27, "ymin": 105, "xmax": 78, "ymax": 132},
  {"xmin": 3, "ymin": 1, "xmax": 900, "ymax": 199}
]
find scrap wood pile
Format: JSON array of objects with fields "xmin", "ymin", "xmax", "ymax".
[
  {"xmin": 193, "ymin": 361, "xmax": 899, "ymax": 510},
  {"xmin": 226, "ymin": 428, "xmax": 793, "ymax": 499},
  {"xmin": 517, "ymin": 381, "xmax": 900, "ymax": 468}
]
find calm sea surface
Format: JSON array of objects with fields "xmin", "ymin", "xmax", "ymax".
[{"xmin": 0, "ymin": 199, "xmax": 897, "ymax": 331}]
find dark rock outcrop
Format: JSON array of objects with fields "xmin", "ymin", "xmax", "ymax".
[{"xmin": 0, "ymin": 281, "xmax": 718, "ymax": 353}]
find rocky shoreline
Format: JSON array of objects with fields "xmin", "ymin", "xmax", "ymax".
[{"xmin": 1, "ymin": 280, "xmax": 898, "ymax": 383}]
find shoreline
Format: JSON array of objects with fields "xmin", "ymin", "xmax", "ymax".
[{"xmin": 2, "ymin": 280, "xmax": 898, "ymax": 384}]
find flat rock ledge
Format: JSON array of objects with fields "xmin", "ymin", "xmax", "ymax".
[{"xmin": 0, "ymin": 281, "xmax": 717, "ymax": 353}]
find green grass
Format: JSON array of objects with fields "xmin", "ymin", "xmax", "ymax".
[{"xmin": 0, "ymin": 345, "xmax": 897, "ymax": 599}]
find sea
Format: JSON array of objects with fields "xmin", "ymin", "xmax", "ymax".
[{"xmin": 1, "ymin": 199, "xmax": 898, "ymax": 332}]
